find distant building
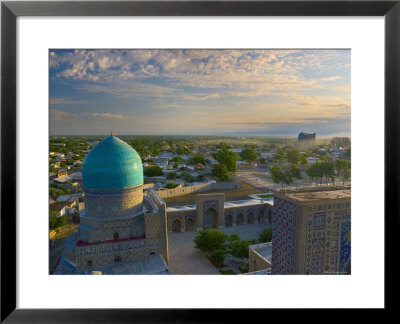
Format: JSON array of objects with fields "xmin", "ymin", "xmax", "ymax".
[
  {"xmin": 298, "ymin": 132, "xmax": 316, "ymax": 148},
  {"xmin": 272, "ymin": 187, "xmax": 351, "ymax": 275},
  {"xmin": 156, "ymin": 160, "xmax": 169, "ymax": 168},
  {"xmin": 331, "ymin": 137, "xmax": 350, "ymax": 149}
]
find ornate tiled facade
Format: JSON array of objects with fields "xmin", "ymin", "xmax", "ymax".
[
  {"xmin": 166, "ymin": 193, "xmax": 273, "ymax": 232},
  {"xmin": 272, "ymin": 188, "xmax": 351, "ymax": 275},
  {"xmin": 54, "ymin": 135, "xmax": 169, "ymax": 275},
  {"xmin": 84, "ymin": 185, "xmax": 143, "ymax": 220},
  {"xmin": 271, "ymin": 196, "xmax": 297, "ymax": 274}
]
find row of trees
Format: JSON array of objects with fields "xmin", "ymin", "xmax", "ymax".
[
  {"xmin": 270, "ymin": 158, "xmax": 350, "ymax": 187},
  {"xmin": 49, "ymin": 184, "xmax": 71, "ymax": 198},
  {"xmin": 307, "ymin": 159, "xmax": 350, "ymax": 185},
  {"xmin": 270, "ymin": 164, "xmax": 303, "ymax": 187}
]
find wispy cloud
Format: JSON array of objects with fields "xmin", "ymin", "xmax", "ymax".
[
  {"xmin": 50, "ymin": 97, "xmax": 87, "ymax": 105},
  {"xmin": 49, "ymin": 49, "xmax": 351, "ymax": 135}
]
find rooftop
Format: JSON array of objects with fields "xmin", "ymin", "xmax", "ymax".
[
  {"xmin": 249, "ymin": 242, "xmax": 272, "ymax": 263},
  {"xmin": 280, "ymin": 188, "xmax": 351, "ymax": 202},
  {"xmin": 166, "ymin": 198, "xmax": 271, "ymax": 212}
]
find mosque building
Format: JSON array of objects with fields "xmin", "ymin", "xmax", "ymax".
[
  {"xmin": 54, "ymin": 133, "xmax": 170, "ymax": 274},
  {"xmin": 298, "ymin": 132, "xmax": 316, "ymax": 148},
  {"xmin": 272, "ymin": 187, "xmax": 351, "ymax": 275}
]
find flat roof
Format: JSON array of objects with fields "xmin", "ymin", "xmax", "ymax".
[
  {"xmin": 167, "ymin": 205, "xmax": 196, "ymax": 212},
  {"xmin": 250, "ymin": 242, "xmax": 272, "ymax": 262},
  {"xmin": 166, "ymin": 198, "xmax": 272, "ymax": 212},
  {"xmin": 281, "ymin": 189, "xmax": 351, "ymax": 202}
]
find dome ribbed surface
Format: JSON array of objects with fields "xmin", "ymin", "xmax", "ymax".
[{"xmin": 82, "ymin": 136, "xmax": 143, "ymax": 190}]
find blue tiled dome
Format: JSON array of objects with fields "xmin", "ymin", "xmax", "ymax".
[
  {"xmin": 82, "ymin": 136, "xmax": 143, "ymax": 190},
  {"xmin": 298, "ymin": 132, "xmax": 307, "ymax": 140}
]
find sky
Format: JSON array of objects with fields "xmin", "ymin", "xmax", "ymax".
[{"xmin": 49, "ymin": 49, "xmax": 350, "ymax": 137}]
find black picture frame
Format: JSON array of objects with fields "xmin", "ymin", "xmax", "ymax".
[{"xmin": 1, "ymin": 0, "xmax": 399, "ymax": 322}]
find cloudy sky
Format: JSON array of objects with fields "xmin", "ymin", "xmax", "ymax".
[{"xmin": 49, "ymin": 49, "xmax": 350, "ymax": 136}]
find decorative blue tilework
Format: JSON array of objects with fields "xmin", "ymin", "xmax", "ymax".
[
  {"xmin": 339, "ymin": 221, "xmax": 351, "ymax": 273},
  {"xmin": 313, "ymin": 212, "xmax": 326, "ymax": 230}
]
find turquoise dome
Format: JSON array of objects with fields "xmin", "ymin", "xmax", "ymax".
[{"xmin": 82, "ymin": 136, "xmax": 143, "ymax": 190}]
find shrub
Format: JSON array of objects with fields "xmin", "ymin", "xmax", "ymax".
[
  {"xmin": 258, "ymin": 228, "xmax": 272, "ymax": 243},
  {"xmin": 49, "ymin": 211, "xmax": 67, "ymax": 230},
  {"xmin": 167, "ymin": 172, "xmax": 177, "ymax": 179},
  {"xmin": 209, "ymin": 249, "xmax": 227, "ymax": 267},
  {"xmin": 165, "ymin": 182, "xmax": 178, "ymax": 189},
  {"xmin": 183, "ymin": 173, "xmax": 195, "ymax": 183},
  {"xmin": 230, "ymin": 239, "xmax": 251, "ymax": 260},
  {"xmin": 144, "ymin": 166, "xmax": 164, "ymax": 177},
  {"xmin": 194, "ymin": 229, "xmax": 228, "ymax": 254},
  {"xmin": 227, "ymin": 233, "xmax": 240, "ymax": 242}
]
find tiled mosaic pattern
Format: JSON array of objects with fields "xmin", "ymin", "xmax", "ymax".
[
  {"xmin": 272, "ymin": 192, "xmax": 351, "ymax": 275},
  {"xmin": 85, "ymin": 186, "xmax": 143, "ymax": 220},
  {"xmin": 271, "ymin": 197, "xmax": 297, "ymax": 274},
  {"xmin": 339, "ymin": 220, "xmax": 351, "ymax": 273}
]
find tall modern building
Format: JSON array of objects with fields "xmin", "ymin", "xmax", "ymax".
[
  {"xmin": 331, "ymin": 137, "xmax": 350, "ymax": 149},
  {"xmin": 298, "ymin": 132, "xmax": 316, "ymax": 148},
  {"xmin": 272, "ymin": 188, "xmax": 351, "ymax": 275},
  {"xmin": 55, "ymin": 134, "xmax": 170, "ymax": 274}
]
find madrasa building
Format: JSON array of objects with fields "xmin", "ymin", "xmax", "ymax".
[{"xmin": 54, "ymin": 134, "xmax": 170, "ymax": 275}]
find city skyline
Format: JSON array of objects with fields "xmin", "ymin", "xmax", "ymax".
[{"xmin": 50, "ymin": 49, "xmax": 351, "ymax": 136}]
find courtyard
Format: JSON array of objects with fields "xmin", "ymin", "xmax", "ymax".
[{"xmin": 167, "ymin": 222, "xmax": 272, "ymax": 275}]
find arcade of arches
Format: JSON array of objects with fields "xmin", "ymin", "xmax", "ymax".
[{"xmin": 166, "ymin": 193, "xmax": 273, "ymax": 232}]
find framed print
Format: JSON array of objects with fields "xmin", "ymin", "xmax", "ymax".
[{"xmin": 1, "ymin": 0, "xmax": 399, "ymax": 321}]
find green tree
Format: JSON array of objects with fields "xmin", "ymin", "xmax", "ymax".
[
  {"xmin": 321, "ymin": 160, "xmax": 335, "ymax": 184},
  {"xmin": 215, "ymin": 147, "xmax": 237, "ymax": 173},
  {"xmin": 49, "ymin": 188, "xmax": 58, "ymax": 198},
  {"xmin": 299, "ymin": 154, "xmax": 308, "ymax": 165},
  {"xmin": 259, "ymin": 157, "xmax": 267, "ymax": 164},
  {"xmin": 290, "ymin": 164, "xmax": 302, "ymax": 185},
  {"xmin": 335, "ymin": 159, "xmax": 351, "ymax": 185},
  {"xmin": 282, "ymin": 169, "xmax": 294, "ymax": 186},
  {"xmin": 344, "ymin": 148, "xmax": 351, "ymax": 160},
  {"xmin": 258, "ymin": 228, "xmax": 272, "ymax": 243},
  {"xmin": 287, "ymin": 149, "xmax": 300, "ymax": 164},
  {"xmin": 227, "ymin": 234, "xmax": 240, "ymax": 242},
  {"xmin": 307, "ymin": 162, "xmax": 324, "ymax": 185},
  {"xmin": 183, "ymin": 173, "xmax": 195, "ymax": 183},
  {"xmin": 49, "ymin": 211, "xmax": 67, "ymax": 230},
  {"xmin": 212, "ymin": 163, "xmax": 230, "ymax": 182},
  {"xmin": 144, "ymin": 166, "xmax": 164, "ymax": 177},
  {"xmin": 165, "ymin": 182, "xmax": 178, "ymax": 189},
  {"xmin": 188, "ymin": 155, "xmax": 206, "ymax": 165},
  {"xmin": 274, "ymin": 149, "xmax": 285, "ymax": 162},
  {"xmin": 209, "ymin": 249, "xmax": 227, "ymax": 268},
  {"xmin": 230, "ymin": 239, "xmax": 251, "ymax": 260},
  {"xmin": 167, "ymin": 172, "xmax": 177, "ymax": 179},
  {"xmin": 240, "ymin": 148, "xmax": 258, "ymax": 162},
  {"xmin": 194, "ymin": 229, "xmax": 228, "ymax": 254},
  {"xmin": 270, "ymin": 165, "xmax": 284, "ymax": 186},
  {"xmin": 172, "ymin": 156, "xmax": 185, "ymax": 163}
]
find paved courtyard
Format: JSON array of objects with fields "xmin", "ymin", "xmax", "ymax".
[{"xmin": 167, "ymin": 222, "xmax": 272, "ymax": 275}]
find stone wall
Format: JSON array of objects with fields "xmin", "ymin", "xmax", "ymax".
[
  {"xmin": 249, "ymin": 245, "xmax": 272, "ymax": 272},
  {"xmin": 156, "ymin": 181, "xmax": 241, "ymax": 199}
]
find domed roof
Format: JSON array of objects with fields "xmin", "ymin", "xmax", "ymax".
[
  {"xmin": 298, "ymin": 132, "xmax": 307, "ymax": 140},
  {"xmin": 82, "ymin": 135, "xmax": 143, "ymax": 190}
]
